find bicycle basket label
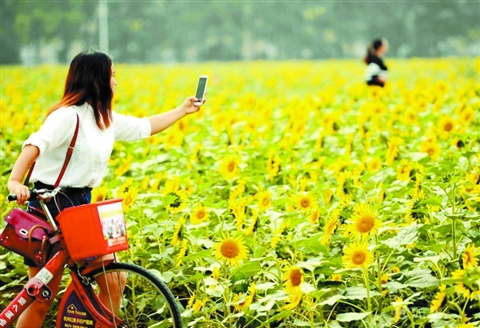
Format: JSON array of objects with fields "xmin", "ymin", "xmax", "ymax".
[
  {"xmin": 59, "ymin": 289, "xmax": 94, "ymax": 328},
  {"xmin": 97, "ymin": 202, "xmax": 127, "ymax": 247}
]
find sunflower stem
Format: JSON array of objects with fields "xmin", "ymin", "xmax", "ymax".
[
  {"xmin": 363, "ymin": 268, "xmax": 372, "ymax": 314},
  {"xmin": 375, "ymin": 235, "xmax": 383, "ymax": 312},
  {"xmin": 452, "ymin": 216, "xmax": 457, "ymax": 258},
  {"xmin": 405, "ymin": 307, "xmax": 415, "ymax": 328}
]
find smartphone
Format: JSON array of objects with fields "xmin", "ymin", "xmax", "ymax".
[{"xmin": 194, "ymin": 75, "xmax": 208, "ymax": 106}]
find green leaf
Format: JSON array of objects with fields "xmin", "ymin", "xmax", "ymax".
[
  {"xmin": 382, "ymin": 223, "xmax": 420, "ymax": 249},
  {"xmin": 320, "ymin": 294, "xmax": 343, "ymax": 306},
  {"xmin": 182, "ymin": 250, "xmax": 212, "ymax": 262},
  {"xmin": 231, "ymin": 260, "xmax": 262, "ymax": 280},
  {"xmin": 336, "ymin": 312, "xmax": 371, "ymax": 322},
  {"xmin": 345, "ymin": 286, "xmax": 380, "ymax": 299},
  {"xmin": 404, "ymin": 267, "xmax": 439, "ymax": 289},
  {"xmin": 292, "ymin": 319, "xmax": 312, "ymax": 326}
]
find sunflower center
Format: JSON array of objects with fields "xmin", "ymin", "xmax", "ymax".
[
  {"xmin": 352, "ymin": 251, "xmax": 366, "ymax": 265},
  {"xmin": 196, "ymin": 209, "xmax": 205, "ymax": 219},
  {"xmin": 290, "ymin": 269, "xmax": 302, "ymax": 286},
  {"xmin": 262, "ymin": 197, "xmax": 270, "ymax": 206},
  {"xmin": 465, "ymin": 252, "xmax": 473, "ymax": 263},
  {"xmin": 356, "ymin": 216, "xmax": 374, "ymax": 233},
  {"xmin": 221, "ymin": 240, "xmax": 240, "ymax": 259},
  {"xmin": 443, "ymin": 122, "xmax": 453, "ymax": 132},
  {"xmin": 427, "ymin": 147, "xmax": 436, "ymax": 156},
  {"xmin": 300, "ymin": 197, "xmax": 310, "ymax": 208},
  {"xmin": 228, "ymin": 161, "xmax": 236, "ymax": 172}
]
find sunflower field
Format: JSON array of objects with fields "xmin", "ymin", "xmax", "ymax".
[{"xmin": 1, "ymin": 58, "xmax": 480, "ymax": 327}]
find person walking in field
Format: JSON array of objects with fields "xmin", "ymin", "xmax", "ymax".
[
  {"xmin": 7, "ymin": 49, "xmax": 205, "ymax": 328},
  {"xmin": 364, "ymin": 38, "xmax": 389, "ymax": 87}
]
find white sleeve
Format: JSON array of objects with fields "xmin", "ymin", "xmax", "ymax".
[
  {"xmin": 112, "ymin": 112, "xmax": 152, "ymax": 141},
  {"xmin": 23, "ymin": 108, "xmax": 77, "ymax": 155},
  {"xmin": 365, "ymin": 63, "xmax": 382, "ymax": 80}
]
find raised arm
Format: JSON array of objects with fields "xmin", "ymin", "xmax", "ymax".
[{"xmin": 148, "ymin": 96, "xmax": 204, "ymax": 136}]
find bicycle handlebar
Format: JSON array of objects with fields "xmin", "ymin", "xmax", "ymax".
[{"xmin": 7, "ymin": 187, "xmax": 64, "ymax": 202}]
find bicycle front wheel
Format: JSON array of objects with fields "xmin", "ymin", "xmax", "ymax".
[{"xmin": 88, "ymin": 262, "xmax": 182, "ymax": 328}]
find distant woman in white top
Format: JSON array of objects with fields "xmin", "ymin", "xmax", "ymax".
[
  {"xmin": 7, "ymin": 49, "xmax": 205, "ymax": 328},
  {"xmin": 364, "ymin": 38, "xmax": 389, "ymax": 87}
]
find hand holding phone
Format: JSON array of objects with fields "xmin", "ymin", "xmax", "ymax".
[{"xmin": 194, "ymin": 75, "xmax": 208, "ymax": 106}]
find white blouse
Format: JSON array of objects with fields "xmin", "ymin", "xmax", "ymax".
[{"xmin": 24, "ymin": 103, "xmax": 151, "ymax": 188}]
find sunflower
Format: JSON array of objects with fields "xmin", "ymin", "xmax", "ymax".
[
  {"xmin": 266, "ymin": 151, "xmax": 281, "ymax": 180},
  {"xmin": 114, "ymin": 154, "xmax": 133, "ymax": 177},
  {"xmin": 256, "ymin": 190, "xmax": 272, "ymax": 212},
  {"xmin": 271, "ymin": 221, "xmax": 290, "ymax": 248},
  {"xmin": 348, "ymin": 203, "xmax": 381, "ymax": 238},
  {"xmin": 396, "ymin": 159, "xmax": 413, "ymax": 181},
  {"xmin": 141, "ymin": 175, "xmax": 150, "ymax": 190},
  {"xmin": 420, "ymin": 137, "xmax": 441, "ymax": 161},
  {"xmin": 212, "ymin": 265, "xmax": 220, "ymax": 280},
  {"xmin": 458, "ymin": 106, "xmax": 475, "ymax": 125},
  {"xmin": 309, "ymin": 210, "xmax": 320, "ymax": 225},
  {"xmin": 192, "ymin": 299, "xmax": 206, "ymax": 313},
  {"xmin": 161, "ymin": 178, "xmax": 189, "ymax": 213},
  {"xmin": 116, "ymin": 179, "xmax": 138, "ymax": 212},
  {"xmin": 366, "ymin": 156, "xmax": 382, "ymax": 172},
  {"xmin": 342, "ymin": 243, "xmax": 374, "ymax": 269},
  {"xmin": 430, "ymin": 284, "xmax": 446, "ymax": 313},
  {"xmin": 175, "ymin": 239, "xmax": 188, "ymax": 267},
  {"xmin": 462, "ymin": 244, "xmax": 479, "ymax": 269},
  {"xmin": 392, "ymin": 297, "xmax": 404, "ymax": 323},
  {"xmin": 232, "ymin": 282, "xmax": 255, "ymax": 312},
  {"xmin": 437, "ymin": 115, "xmax": 455, "ymax": 136},
  {"xmin": 164, "ymin": 190, "xmax": 189, "ymax": 213},
  {"xmin": 283, "ymin": 266, "xmax": 304, "ymax": 292},
  {"xmin": 323, "ymin": 189, "xmax": 333, "ymax": 206},
  {"xmin": 321, "ymin": 209, "xmax": 339, "ymax": 245},
  {"xmin": 171, "ymin": 217, "xmax": 186, "ymax": 246},
  {"xmin": 386, "ymin": 136, "xmax": 403, "ymax": 165},
  {"xmin": 91, "ymin": 186, "xmax": 108, "ymax": 203},
  {"xmin": 245, "ymin": 210, "xmax": 258, "ymax": 236},
  {"xmin": 116, "ymin": 178, "xmax": 134, "ymax": 195},
  {"xmin": 232, "ymin": 293, "xmax": 252, "ymax": 312},
  {"xmin": 466, "ymin": 171, "xmax": 480, "ymax": 185},
  {"xmin": 457, "ymin": 324, "xmax": 475, "ymax": 328},
  {"xmin": 291, "ymin": 191, "xmax": 317, "ymax": 211},
  {"xmin": 190, "ymin": 203, "xmax": 209, "ymax": 225},
  {"xmin": 230, "ymin": 197, "xmax": 247, "ymax": 229},
  {"xmin": 404, "ymin": 188, "xmax": 428, "ymax": 222},
  {"xmin": 330, "ymin": 274, "xmax": 342, "ymax": 282},
  {"xmin": 219, "ymin": 154, "xmax": 241, "ymax": 181},
  {"xmin": 335, "ymin": 170, "xmax": 355, "ymax": 202},
  {"xmin": 281, "ymin": 289, "xmax": 303, "ymax": 311},
  {"xmin": 121, "ymin": 187, "xmax": 138, "ymax": 212},
  {"xmin": 214, "ymin": 236, "xmax": 249, "ymax": 266}
]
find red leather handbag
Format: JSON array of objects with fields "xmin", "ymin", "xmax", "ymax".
[{"xmin": 0, "ymin": 208, "xmax": 52, "ymax": 266}]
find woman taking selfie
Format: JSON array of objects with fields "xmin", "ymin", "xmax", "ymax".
[{"xmin": 7, "ymin": 49, "xmax": 204, "ymax": 327}]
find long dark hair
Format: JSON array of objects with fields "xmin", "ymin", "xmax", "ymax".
[
  {"xmin": 363, "ymin": 38, "xmax": 384, "ymax": 64},
  {"xmin": 49, "ymin": 49, "xmax": 113, "ymax": 130}
]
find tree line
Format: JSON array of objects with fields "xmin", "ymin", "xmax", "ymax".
[{"xmin": 1, "ymin": 0, "xmax": 479, "ymax": 64}]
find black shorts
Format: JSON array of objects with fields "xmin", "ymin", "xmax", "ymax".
[{"xmin": 24, "ymin": 181, "xmax": 92, "ymax": 267}]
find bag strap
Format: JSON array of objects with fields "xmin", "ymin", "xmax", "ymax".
[
  {"xmin": 54, "ymin": 114, "xmax": 80, "ymax": 188},
  {"xmin": 24, "ymin": 114, "xmax": 80, "ymax": 187}
]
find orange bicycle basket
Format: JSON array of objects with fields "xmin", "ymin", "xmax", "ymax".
[{"xmin": 56, "ymin": 199, "xmax": 129, "ymax": 261}]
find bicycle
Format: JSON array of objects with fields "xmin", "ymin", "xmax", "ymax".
[{"xmin": 0, "ymin": 187, "xmax": 183, "ymax": 328}]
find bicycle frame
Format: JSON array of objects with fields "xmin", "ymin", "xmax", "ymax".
[
  {"xmin": 0, "ymin": 192, "xmax": 122, "ymax": 328},
  {"xmin": 0, "ymin": 249, "xmax": 122, "ymax": 327}
]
